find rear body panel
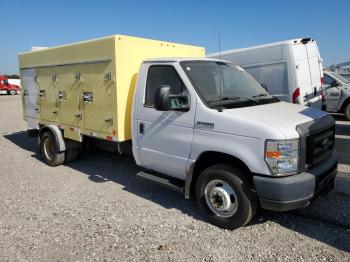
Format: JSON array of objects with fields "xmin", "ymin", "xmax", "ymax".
[{"xmin": 19, "ymin": 35, "xmax": 205, "ymax": 142}]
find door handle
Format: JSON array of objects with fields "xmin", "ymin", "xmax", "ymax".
[{"xmin": 139, "ymin": 123, "xmax": 144, "ymax": 134}]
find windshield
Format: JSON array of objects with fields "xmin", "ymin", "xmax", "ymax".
[
  {"xmin": 332, "ymin": 72, "xmax": 350, "ymax": 84},
  {"xmin": 181, "ymin": 61, "xmax": 278, "ymax": 109}
]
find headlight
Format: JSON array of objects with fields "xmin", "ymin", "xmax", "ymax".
[{"xmin": 265, "ymin": 139, "xmax": 299, "ymax": 175}]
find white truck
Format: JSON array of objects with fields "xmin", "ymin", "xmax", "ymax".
[
  {"xmin": 323, "ymin": 70, "xmax": 350, "ymax": 120},
  {"xmin": 208, "ymin": 38, "xmax": 324, "ymax": 109},
  {"xmin": 19, "ymin": 35, "xmax": 337, "ymax": 229}
]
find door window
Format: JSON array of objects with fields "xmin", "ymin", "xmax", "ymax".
[
  {"xmin": 145, "ymin": 65, "xmax": 186, "ymax": 107},
  {"xmin": 324, "ymin": 74, "xmax": 336, "ymax": 89}
]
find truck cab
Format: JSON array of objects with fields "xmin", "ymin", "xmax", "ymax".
[
  {"xmin": 0, "ymin": 76, "xmax": 21, "ymax": 95},
  {"xmin": 323, "ymin": 70, "xmax": 350, "ymax": 120},
  {"xmin": 132, "ymin": 58, "xmax": 337, "ymax": 229}
]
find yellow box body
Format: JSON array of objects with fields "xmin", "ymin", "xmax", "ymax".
[{"xmin": 19, "ymin": 35, "xmax": 205, "ymax": 141}]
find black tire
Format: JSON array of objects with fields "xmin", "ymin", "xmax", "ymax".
[
  {"xmin": 8, "ymin": 90, "xmax": 17, "ymax": 95},
  {"xmin": 40, "ymin": 131, "xmax": 65, "ymax": 166},
  {"xmin": 344, "ymin": 103, "xmax": 350, "ymax": 121},
  {"xmin": 196, "ymin": 164, "xmax": 257, "ymax": 230},
  {"xmin": 65, "ymin": 149, "xmax": 79, "ymax": 163}
]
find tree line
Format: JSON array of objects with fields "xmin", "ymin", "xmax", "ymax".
[{"xmin": 3, "ymin": 74, "xmax": 20, "ymax": 79}]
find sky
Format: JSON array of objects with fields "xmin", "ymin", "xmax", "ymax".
[{"xmin": 1, "ymin": 0, "xmax": 349, "ymax": 74}]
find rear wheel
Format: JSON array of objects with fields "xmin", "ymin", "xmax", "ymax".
[
  {"xmin": 196, "ymin": 164, "xmax": 256, "ymax": 229},
  {"xmin": 344, "ymin": 103, "xmax": 350, "ymax": 121},
  {"xmin": 40, "ymin": 131, "xmax": 65, "ymax": 166},
  {"xmin": 8, "ymin": 90, "xmax": 17, "ymax": 95}
]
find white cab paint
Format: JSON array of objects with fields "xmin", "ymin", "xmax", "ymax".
[{"xmin": 132, "ymin": 58, "xmax": 329, "ymax": 177}]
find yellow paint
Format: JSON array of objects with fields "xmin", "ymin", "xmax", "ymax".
[
  {"xmin": 55, "ymin": 65, "xmax": 83, "ymax": 128},
  {"xmin": 19, "ymin": 35, "xmax": 205, "ymax": 142},
  {"xmin": 64, "ymin": 127, "xmax": 82, "ymax": 142},
  {"xmin": 36, "ymin": 67, "xmax": 59, "ymax": 123}
]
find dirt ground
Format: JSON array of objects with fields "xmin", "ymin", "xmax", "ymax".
[{"xmin": 0, "ymin": 95, "xmax": 349, "ymax": 261}]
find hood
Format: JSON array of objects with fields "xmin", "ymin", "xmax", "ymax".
[{"xmin": 196, "ymin": 101, "xmax": 329, "ymax": 139}]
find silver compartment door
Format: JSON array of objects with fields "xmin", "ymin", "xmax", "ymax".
[{"xmin": 21, "ymin": 69, "xmax": 38, "ymax": 127}]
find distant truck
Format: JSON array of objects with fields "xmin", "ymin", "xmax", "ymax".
[
  {"xmin": 323, "ymin": 70, "xmax": 350, "ymax": 120},
  {"xmin": 0, "ymin": 75, "xmax": 21, "ymax": 95},
  {"xmin": 208, "ymin": 38, "xmax": 324, "ymax": 109},
  {"xmin": 19, "ymin": 35, "xmax": 337, "ymax": 229}
]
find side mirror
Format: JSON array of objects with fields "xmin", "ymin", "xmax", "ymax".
[
  {"xmin": 154, "ymin": 85, "xmax": 171, "ymax": 111},
  {"xmin": 154, "ymin": 85, "xmax": 189, "ymax": 111}
]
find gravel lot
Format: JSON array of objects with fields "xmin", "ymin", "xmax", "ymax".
[{"xmin": 0, "ymin": 95, "xmax": 349, "ymax": 261}]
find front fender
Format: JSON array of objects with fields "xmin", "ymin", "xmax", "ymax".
[
  {"xmin": 190, "ymin": 129, "xmax": 270, "ymax": 175},
  {"xmin": 338, "ymin": 91, "xmax": 350, "ymax": 112}
]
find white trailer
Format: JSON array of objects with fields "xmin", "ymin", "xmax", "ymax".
[{"xmin": 208, "ymin": 38, "xmax": 324, "ymax": 108}]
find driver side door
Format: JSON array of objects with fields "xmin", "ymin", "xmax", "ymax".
[{"xmin": 137, "ymin": 64, "xmax": 196, "ymax": 180}]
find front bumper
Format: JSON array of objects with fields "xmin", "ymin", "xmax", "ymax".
[{"xmin": 253, "ymin": 152, "xmax": 337, "ymax": 211}]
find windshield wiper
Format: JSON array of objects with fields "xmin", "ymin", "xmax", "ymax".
[
  {"xmin": 252, "ymin": 93, "xmax": 269, "ymax": 98},
  {"xmin": 209, "ymin": 96, "xmax": 259, "ymax": 104}
]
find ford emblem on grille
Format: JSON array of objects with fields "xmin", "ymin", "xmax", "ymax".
[{"xmin": 322, "ymin": 138, "xmax": 332, "ymax": 150}]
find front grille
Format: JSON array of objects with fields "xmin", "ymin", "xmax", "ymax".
[{"xmin": 306, "ymin": 125, "xmax": 335, "ymax": 167}]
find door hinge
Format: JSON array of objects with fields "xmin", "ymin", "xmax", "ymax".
[
  {"xmin": 104, "ymin": 72, "xmax": 112, "ymax": 82},
  {"xmin": 105, "ymin": 117, "xmax": 113, "ymax": 124},
  {"xmin": 58, "ymin": 91, "xmax": 66, "ymax": 100},
  {"xmin": 39, "ymin": 90, "xmax": 46, "ymax": 97}
]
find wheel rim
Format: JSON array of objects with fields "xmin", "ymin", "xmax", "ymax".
[
  {"xmin": 10, "ymin": 90, "xmax": 16, "ymax": 95},
  {"xmin": 204, "ymin": 179, "xmax": 238, "ymax": 218},
  {"xmin": 43, "ymin": 137, "xmax": 54, "ymax": 161}
]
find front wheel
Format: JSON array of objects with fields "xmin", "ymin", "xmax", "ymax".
[
  {"xmin": 8, "ymin": 90, "xmax": 17, "ymax": 95},
  {"xmin": 344, "ymin": 103, "xmax": 350, "ymax": 121},
  {"xmin": 196, "ymin": 164, "xmax": 256, "ymax": 229}
]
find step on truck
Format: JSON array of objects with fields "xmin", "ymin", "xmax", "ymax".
[{"xmin": 19, "ymin": 35, "xmax": 337, "ymax": 229}]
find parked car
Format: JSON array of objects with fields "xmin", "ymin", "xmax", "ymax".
[
  {"xmin": 0, "ymin": 75, "xmax": 21, "ymax": 95},
  {"xmin": 323, "ymin": 70, "xmax": 350, "ymax": 120},
  {"xmin": 208, "ymin": 38, "xmax": 324, "ymax": 109},
  {"xmin": 19, "ymin": 35, "xmax": 337, "ymax": 229}
]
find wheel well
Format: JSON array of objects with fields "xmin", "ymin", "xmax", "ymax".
[
  {"xmin": 190, "ymin": 151, "xmax": 253, "ymax": 197},
  {"xmin": 38, "ymin": 125, "xmax": 66, "ymax": 152},
  {"xmin": 38, "ymin": 126, "xmax": 50, "ymax": 139},
  {"xmin": 340, "ymin": 97, "xmax": 350, "ymax": 112}
]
